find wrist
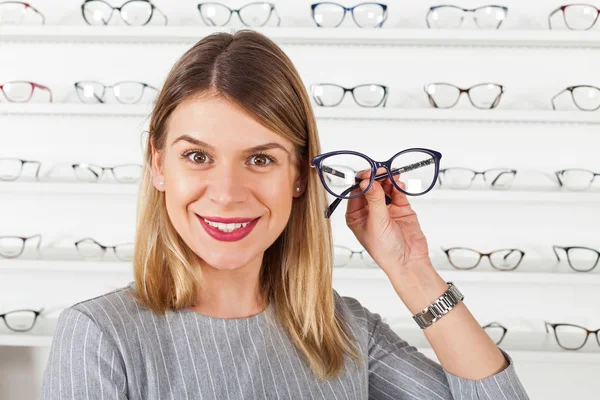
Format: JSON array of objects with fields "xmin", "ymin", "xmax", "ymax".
[{"xmin": 386, "ymin": 259, "xmax": 449, "ymax": 315}]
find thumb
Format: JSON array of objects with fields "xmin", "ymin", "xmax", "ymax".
[{"xmin": 359, "ymin": 179, "xmax": 389, "ymax": 218}]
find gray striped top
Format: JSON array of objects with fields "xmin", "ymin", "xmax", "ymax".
[{"xmin": 40, "ymin": 282, "xmax": 529, "ymax": 399}]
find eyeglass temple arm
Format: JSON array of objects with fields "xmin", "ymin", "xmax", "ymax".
[
  {"xmin": 548, "ymin": 7, "xmax": 562, "ymax": 29},
  {"xmin": 551, "ymin": 245, "xmax": 562, "ymax": 261},
  {"xmin": 153, "ymin": 6, "xmax": 168, "ymax": 25},
  {"xmin": 550, "ymin": 88, "xmax": 567, "ymax": 110},
  {"xmin": 490, "ymin": 169, "xmax": 517, "ymax": 187},
  {"xmin": 501, "ymin": 249, "xmax": 524, "ymax": 261}
]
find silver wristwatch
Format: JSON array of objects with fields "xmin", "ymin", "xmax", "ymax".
[{"xmin": 412, "ymin": 282, "xmax": 464, "ymax": 329}]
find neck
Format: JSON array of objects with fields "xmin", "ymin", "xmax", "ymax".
[{"xmin": 189, "ymin": 256, "xmax": 267, "ymax": 319}]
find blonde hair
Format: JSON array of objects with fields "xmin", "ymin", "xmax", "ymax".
[{"xmin": 131, "ymin": 30, "xmax": 361, "ymax": 380}]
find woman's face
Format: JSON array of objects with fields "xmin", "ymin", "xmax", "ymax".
[{"xmin": 152, "ymin": 95, "xmax": 305, "ymax": 271}]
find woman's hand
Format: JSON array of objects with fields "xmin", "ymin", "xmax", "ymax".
[{"xmin": 345, "ymin": 168, "xmax": 431, "ymax": 277}]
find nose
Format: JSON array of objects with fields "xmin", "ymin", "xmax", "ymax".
[{"xmin": 206, "ymin": 163, "xmax": 248, "ymax": 206}]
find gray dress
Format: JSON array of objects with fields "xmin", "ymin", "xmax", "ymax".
[{"xmin": 40, "ymin": 282, "xmax": 529, "ymax": 399}]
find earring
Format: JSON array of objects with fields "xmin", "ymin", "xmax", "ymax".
[
  {"xmin": 159, "ymin": 180, "xmax": 164, "ymax": 187},
  {"xmin": 295, "ymin": 187, "xmax": 300, "ymax": 192}
]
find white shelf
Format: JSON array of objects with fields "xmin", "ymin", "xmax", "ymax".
[
  {"xmin": 2, "ymin": 181, "xmax": 599, "ymax": 204},
  {"xmin": 1, "ymin": 103, "xmax": 598, "ymax": 124},
  {"xmin": 0, "ymin": 181, "xmax": 139, "ymax": 195},
  {"xmin": 1, "ymin": 26, "xmax": 600, "ymax": 48},
  {"xmin": 0, "ymin": 333, "xmax": 53, "ymax": 347},
  {"xmin": 1, "ymin": 259, "xmax": 599, "ymax": 286},
  {"xmin": 333, "ymin": 267, "xmax": 600, "ymax": 286}
]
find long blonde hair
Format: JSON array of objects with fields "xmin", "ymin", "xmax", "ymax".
[{"xmin": 131, "ymin": 30, "xmax": 361, "ymax": 380}]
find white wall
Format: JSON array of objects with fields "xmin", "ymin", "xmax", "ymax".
[{"xmin": 1, "ymin": 0, "xmax": 600, "ymax": 399}]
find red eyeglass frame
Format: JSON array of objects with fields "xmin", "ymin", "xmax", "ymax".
[{"xmin": 0, "ymin": 81, "xmax": 53, "ymax": 102}]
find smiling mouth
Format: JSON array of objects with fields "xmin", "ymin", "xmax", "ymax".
[{"xmin": 197, "ymin": 215, "xmax": 260, "ymax": 233}]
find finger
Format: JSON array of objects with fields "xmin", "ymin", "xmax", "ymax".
[
  {"xmin": 345, "ymin": 181, "xmax": 368, "ymax": 215},
  {"xmin": 389, "ymin": 173, "xmax": 411, "ymax": 207}
]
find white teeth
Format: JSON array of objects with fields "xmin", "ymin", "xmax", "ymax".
[{"xmin": 203, "ymin": 219, "xmax": 251, "ymax": 232}]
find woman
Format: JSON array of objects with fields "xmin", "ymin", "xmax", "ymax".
[{"xmin": 41, "ymin": 30, "xmax": 529, "ymax": 399}]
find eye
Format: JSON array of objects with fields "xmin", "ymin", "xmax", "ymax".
[
  {"xmin": 249, "ymin": 153, "xmax": 276, "ymax": 167},
  {"xmin": 184, "ymin": 151, "xmax": 211, "ymax": 165}
]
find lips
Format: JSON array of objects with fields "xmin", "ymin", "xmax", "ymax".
[
  {"xmin": 199, "ymin": 215, "xmax": 259, "ymax": 223},
  {"xmin": 196, "ymin": 214, "xmax": 261, "ymax": 242}
]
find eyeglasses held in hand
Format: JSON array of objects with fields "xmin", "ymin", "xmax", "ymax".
[
  {"xmin": 0, "ymin": 81, "xmax": 52, "ymax": 103},
  {"xmin": 0, "ymin": 309, "xmax": 43, "ymax": 332},
  {"xmin": 71, "ymin": 163, "xmax": 142, "ymax": 183},
  {"xmin": 482, "ymin": 322, "xmax": 508, "ymax": 345},
  {"xmin": 442, "ymin": 247, "xmax": 525, "ymax": 271},
  {"xmin": 553, "ymin": 245, "xmax": 600, "ymax": 272},
  {"xmin": 545, "ymin": 322, "xmax": 600, "ymax": 350},
  {"xmin": 438, "ymin": 168, "xmax": 517, "ymax": 190},
  {"xmin": 0, "ymin": 234, "xmax": 41, "ymax": 259},
  {"xmin": 311, "ymin": 2, "xmax": 388, "ymax": 28},
  {"xmin": 0, "ymin": 158, "xmax": 41, "ymax": 181},
  {"xmin": 75, "ymin": 238, "xmax": 134, "ymax": 261},
  {"xmin": 333, "ymin": 246, "xmax": 377, "ymax": 267},
  {"xmin": 197, "ymin": 2, "xmax": 280, "ymax": 27},
  {"xmin": 424, "ymin": 82, "xmax": 504, "ymax": 109},
  {"xmin": 81, "ymin": 0, "xmax": 167, "ymax": 26},
  {"xmin": 555, "ymin": 169, "xmax": 600, "ymax": 191},
  {"xmin": 551, "ymin": 85, "xmax": 600, "ymax": 111},
  {"xmin": 74, "ymin": 81, "xmax": 158, "ymax": 104},
  {"xmin": 311, "ymin": 148, "xmax": 442, "ymax": 218},
  {"xmin": 426, "ymin": 5, "xmax": 508, "ymax": 29},
  {"xmin": 0, "ymin": 1, "xmax": 45, "ymax": 25},
  {"xmin": 310, "ymin": 83, "xmax": 388, "ymax": 108},
  {"xmin": 549, "ymin": 4, "xmax": 600, "ymax": 30}
]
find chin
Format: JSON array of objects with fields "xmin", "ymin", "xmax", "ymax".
[{"xmin": 198, "ymin": 252, "xmax": 254, "ymax": 271}]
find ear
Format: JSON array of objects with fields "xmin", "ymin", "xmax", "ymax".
[
  {"xmin": 293, "ymin": 162, "xmax": 309, "ymax": 197},
  {"xmin": 151, "ymin": 138, "xmax": 165, "ymax": 192}
]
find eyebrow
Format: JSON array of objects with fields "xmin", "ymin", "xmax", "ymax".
[{"xmin": 172, "ymin": 134, "xmax": 291, "ymax": 155}]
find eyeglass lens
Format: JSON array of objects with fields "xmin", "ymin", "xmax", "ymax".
[
  {"xmin": 0, "ymin": 2, "xmax": 44, "ymax": 25},
  {"xmin": 1, "ymin": 310, "xmax": 38, "ymax": 332},
  {"xmin": 312, "ymin": 2, "xmax": 386, "ymax": 28},
  {"xmin": 550, "ymin": 324, "xmax": 600, "ymax": 350},
  {"xmin": 483, "ymin": 324, "xmax": 506, "ymax": 345},
  {"xmin": 558, "ymin": 169, "xmax": 597, "ymax": 191},
  {"xmin": 559, "ymin": 5, "xmax": 600, "ymax": 30}
]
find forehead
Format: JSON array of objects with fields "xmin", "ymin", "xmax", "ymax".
[{"xmin": 167, "ymin": 95, "xmax": 292, "ymax": 151}]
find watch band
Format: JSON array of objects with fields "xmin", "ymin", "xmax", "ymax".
[{"xmin": 412, "ymin": 282, "xmax": 464, "ymax": 329}]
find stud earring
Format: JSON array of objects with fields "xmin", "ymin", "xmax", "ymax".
[
  {"xmin": 295, "ymin": 187, "xmax": 300, "ymax": 192},
  {"xmin": 159, "ymin": 180, "xmax": 164, "ymax": 187}
]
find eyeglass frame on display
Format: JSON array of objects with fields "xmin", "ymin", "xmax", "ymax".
[
  {"xmin": 75, "ymin": 238, "xmax": 134, "ymax": 261},
  {"xmin": 310, "ymin": 83, "xmax": 388, "ymax": 108},
  {"xmin": 437, "ymin": 168, "xmax": 518, "ymax": 189},
  {"xmin": 552, "ymin": 245, "xmax": 600, "ymax": 272},
  {"xmin": 0, "ymin": 158, "xmax": 41, "ymax": 181},
  {"xmin": 310, "ymin": 2, "xmax": 388, "ymax": 28},
  {"xmin": 425, "ymin": 5, "xmax": 509, "ymax": 29},
  {"xmin": 311, "ymin": 148, "xmax": 442, "ymax": 219},
  {"xmin": 0, "ymin": 81, "xmax": 52, "ymax": 102},
  {"xmin": 555, "ymin": 169, "xmax": 600, "ymax": 191},
  {"xmin": 197, "ymin": 2, "xmax": 280, "ymax": 27},
  {"xmin": 74, "ymin": 81, "xmax": 158, "ymax": 104},
  {"xmin": 551, "ymin": 85, "xmax": 600, "ymax": 111},
  {"xmin": 548, "ymin": 4, "xmax": 600, "ymax": 30},
  {"xmin": 482, "ymin": 321, "xmax": 508, "ymax": 345},
  {"xmin": 545, "ymin": 322, "xmax": 600, "ymax": 350},
  {"xmin": 81, "ymin": 0, "xmax": 168, "ymax": 26},
  {"xmin": 0, "ymin": 309, "xmax": 44, "ymax": 332},
  {"xmin": 441, "ymin": 247, "xmax": 526, "ymax": 271},
  {"xmin": 424, "ymin": 82, "xmax": 504, "ymax": 109},
  {"xmin": 0, "ymin": 1, "xmax": 45, "ymax": 24},
  {"xmin": 71, "ymin": 163, "xmax": 143, "ymax": 183},
  {"xmin": 0, "ymin": 234, "xmax": 42, "ymax": 259},
  {"xmin": 333, "ymin": 245, "xmax": 377, "ymax": 267}
]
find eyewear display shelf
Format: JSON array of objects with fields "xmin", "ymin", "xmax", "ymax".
[
  {"xmin": 1, "ymin": 104, "xmax": 600, "ymax": 124},
  {"xmin": 2, "ymin": 26, "xmax": 600, "ymax": 48},
  {"xmin": 2, "ymin": 181, "xmax": 600, "ymax": 204}
]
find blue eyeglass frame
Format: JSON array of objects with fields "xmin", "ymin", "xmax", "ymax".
[
  {"xmin": 311, "ymin": 148, "xmax": 442, "ymax": 218},
  {"xmin": 310, "ymin": 2, "xmax": 388, "ymax": 28}
]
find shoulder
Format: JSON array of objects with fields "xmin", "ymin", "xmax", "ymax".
[{"xmin": 333, "ymin": 289, "xmax": 384, "ymax": 343}]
